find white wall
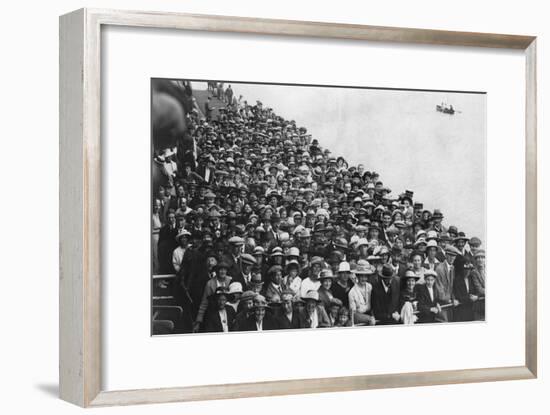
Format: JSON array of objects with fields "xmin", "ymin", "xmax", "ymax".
[{"xmin": 0, "ymin": 0, "xmax": 546, "ymax": 413}]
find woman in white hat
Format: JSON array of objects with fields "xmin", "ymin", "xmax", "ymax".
[
  {"xmin": 284, "ymin": 259, "xmax": 302, "ymax": 298},
  {"xmin": 348, "ymin": 263, "xmax": 376, "ymax": 326},
  {"xmin": 331, "ymin": 261, "xmax": 354, "ymax": 308}
]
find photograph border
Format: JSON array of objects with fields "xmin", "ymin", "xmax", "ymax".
[{"xmin": 59, "ymin": 8, "xmax": 537, "ymax": 407}]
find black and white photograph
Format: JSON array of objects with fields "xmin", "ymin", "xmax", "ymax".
[{"xmin": 151, "ymin": 78, "xmax": 487, "ymax": 335}]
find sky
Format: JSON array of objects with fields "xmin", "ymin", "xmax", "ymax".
[{"xmin": 192, "ymin": 80, "xmax": 486, "ymax": 240}]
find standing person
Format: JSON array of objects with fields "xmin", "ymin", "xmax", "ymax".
[
  {"xmin": 423, "ymin": 239, "xmax": 440, "ymax": 271},
  {"xmin": 202, "ymin": 287, "xmax": 236, "ymax": 333},
  {"xmin": 470, "ymin": 249, "xmax": 486, "ymax": 320},
  {"xmin": 371, "ymin": 264, "xmax": 401, "ymax": 325},
  {"xmin": 348, "ymin": 263, "xmax": 376, "ymax": 325},
  {"xmin": 452, "ymin": 261, "xmax": 476, "ymax": 322},
  {"xmin": 331, "ymin": 261, "xmax": 354, "ymax": 308},
  {"xmin": 204, "ymin": 96, "xmax": 215, "ymax": 121},
  {"xmin": 157, "ymin": 211, "xmax": 178, "ymax": 273},
  {"xmin": 416, "ymin": 270, "xmax": 443, "ymax": 323},
  {"xmin": 225, "ymin": 84, "xmax": 233, "ymax": 106},
  {"xmin": 434, "ymin": 246, "xmax": 461, "ymax": 322}
]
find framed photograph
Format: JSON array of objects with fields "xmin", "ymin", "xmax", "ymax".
[{"xmin": 59, "ymin": 8, "xmax": 537, "ymax": 407}]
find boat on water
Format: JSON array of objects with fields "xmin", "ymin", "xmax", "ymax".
[{"xmin": 436, "ymin": 102, "xmax": 455, "ymax": 115}]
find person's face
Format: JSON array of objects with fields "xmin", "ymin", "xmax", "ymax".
[
  {"xmin": 177, "ymin": 186, "xmax": 185, "ymax": 197},
  {"xmin": 406, "ymin": 278, "xmax": 416, "ymax": 291},
  {"xmin": 321, "ymin": 278, "xmax": 332, "ymax": 289},
  {"xmin": 358, "ymin": 275, "xmax": 369, "ymax": 285},
  {"xmin": 158, "ymin": 187, "xmax": 166, "ymax": 197},
  {"xmin": 232, "ymin": 245, "xmax": 242, "ymax": 256},
  {"xmin": 177, "ymin": 217, "xmax": 185, "ymax": 228},
  {"xmin": 288, "ymin": 267, "xmax": 298, "ymax": 278},
  {"xmin": 254, "ymin": 307, "xmax": 265, "ymax": 322},
  {"xmin": 272, "ymin": 271, "xmax": 282, "ymax": 285},
  {"xmin": 305, "ymin": 300, "xmax": 316, "ymax": 313},
  {"xmin": 243, "ymin": 263, "xmax": 253, "ymax": 274},
  {"xmin": 218, "ymin": 267, "xmax": 227, "ymax": 278},
  {"xmin": 412, "ymin": 255, "xmax": 422, "ymax": 269},
  {"xmin": 427, "ymin": 247, "xmax": 437, "ymax": 259},
  {"xmin": 329, "ymin": 305, "xmax": 339, "ymax": 317},
  {"xmin": 242, "ymin": 299, "xmax": 254, "ymax": 310},
  {"xmin": 282, "ymin": 299, "xmax": 293, "ymax": 314},
  {"xmin": 446, "ymin": 253, "xmax": 457, "ymax": 265},
  {"xmin": 456, "ymin": 240, "xmax": 466, "ymax": 250},
  {"xmin": 216, "ymin": 295, "xmax": 227, "ymax": 310},
  {"xmin": 206, "ymin": 257, "xmax": 217, "ymax": 270},
  {"xmin": 168, "ymin": 214, "xmax": 176, "ymax": 226},
  {"xmin": 425, "ymin": 276, "xmax": 436, "ymax": 288},
  {"xmin": 338, "ymin": 312, "xmax": 349, "ymax": 325},
  {"xmin": 179, "ymin": 237, "xmax": 188, "ymax": 248},
  {"xmin": 339, "ymin": 271, "xmax": 350, "ymax": 282},
  {"xmin": 403, "ymin": 200, "xmax": 411, "ymax": 208},
  {"xmin": 382, "ymin": 214, "xmax": 391, "ymax": 227},
  {"xmin": 311, "ymin": 263, "xmax": 321, "ymax": 276},
  {"xmin": 476, "ymin": 256, "xmax": 486, "ymax": 268},
  {"xmin": 153, "ymin": 199, "xmax": 161, "ymax": 212},
  {"xmin": 254, "ymin": 254, "xmax": 263, "ymax": 264}
]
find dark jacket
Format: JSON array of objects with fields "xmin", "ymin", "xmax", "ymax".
[
  {"xmin": 416, "ymin": 284, "xmax": 442, "ymax": 323},
  {"xmin": 371, "ymin": 277, "xmax": 400, "ymax": 324},
  {"xmin": 203, "ymin": 305, "xmax": 236, "ymax": 333},
  {"xmin": 274, "ymin": 308, "xmax": 301, "ymax": 330},
  {"xmin": 241, "ymin": 314, "xmax": 278, "ymax": 331}
]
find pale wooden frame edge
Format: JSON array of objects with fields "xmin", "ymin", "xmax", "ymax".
[{"xmin": 59, "ymin": 8, "xmax": 538, "ymax": 408}]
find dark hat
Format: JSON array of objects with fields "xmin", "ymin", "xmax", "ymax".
[
  {"xmin": 208, "ymin": 286, "xmax": 229, "ymax": 300},
  {"xmin": 379, "ymin": 264, "xmax": 395, "ymax": 279}
]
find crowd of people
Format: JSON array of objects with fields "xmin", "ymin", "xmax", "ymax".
[{"xmin": 151, "ymin": 79, "xmax": 486, "ymax": 335}]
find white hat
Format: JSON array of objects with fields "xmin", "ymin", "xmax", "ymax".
[
  {"xmin": 228, "ymin": 282, "xmax": 243, "ymax": 295},
  {"xmin": 338, "ymin": 261, "xmax": 351, "ymax": 273}
]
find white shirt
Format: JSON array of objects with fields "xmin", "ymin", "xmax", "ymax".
[
  {"xmin": 300, "ymin": 278, "xmax": 321, "ymax": 298},
  {"xmin": 172, "ymin": 246, "xmax": 186, "ymax": 272},
  {"xmin": 427, "ymin": 286, "xmax": 434, "ymax": 302},
  {"xmin": 219, "ymin": 309, "xmax": 229, "ymax": 332},
  {"xmin": 256, "ymin": 320, "xmax": 263, "ymax": 331},
  {"xmin": 309, "ymin": 309, "xmax": 319, "ymax": 328}
]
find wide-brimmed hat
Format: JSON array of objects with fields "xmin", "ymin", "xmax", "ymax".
[
  {"xmin": 215, "ymin": 260, "xmax": 231, "ymax": 271},
  {"xmin": 208, "ymin": 286, "xmax": 229, "ymax": 300},
  {"xmin": 240, "ymin": 290, "xmax": 258, "ymax": 302},
  {"xmin": 228, "ymin": 236, "xmax": 245, "ymax": 246},
  {"xmin": 249, "ymin": 273, "xmax": 264, "ymax": 286},
  {"xmin": 354, "ymin": 262, "xmax": 376, "ymax": 275},
  {"xmin": 285, "ymin": 259, "xmax": 300, "ymax": 271},
  {"xmin": 379, "ymin": 264, "xmax": 395, "ymax": 279},
  {"xmin": 403, "ymin": 270, "xmax": 420, "ymax": 281},
  {"xmin": 286, "ymin": 246, "xmax": 300, "ymax": 257},
  {"xmin": 356, "ymin": 238, "xmax": 369, "ymax": 248},
  {"xmin": 252, "ymin": 295, "xmax": 269, "ymax": 310},
  {"xmin": 432, "ymin": 209, "xmax": 444, "ymax": 219},
  {"xmin": 228, "ymin": 282, "xmax": 243, "ymax": 295},
  {"xmin": 240, "ymin": 253, "xmax": 257, "ymax": 266},
  {"xmin": 302, "ymin": 290, "xmax": 322, "ymax": 303},
  {"xmin": 310, "ymin": 256, "xmax": 324, "ymax": 266},
  {"xmin": 445, "ymin": 245, "xmax": 461, "ymax": 256},
  {"xmin": 426, "ymin": 230, "xmax": 439, "ymax": 241},
  {"xmin": 426, "ymin": 239, "xmax": 438, "ymax": 250},
  {"xmin": 453, "ymin": 232, "xmax": 469, "ymax": 243},
  {"xmin": 424, "ymin": 269, "xmax": 437, "ymax": 279},
  {"xmin": 474, "ymin": 249, "xmax": 486, "ymax": 258},
  {"xmin": 319, "ymin": 269, "xmax": 335, "ymax": 280},
  {"xmin": 175, "ymin": 229, "xmax": 191, "ymax": 242},
  {"xmin": 270, "ymin": 247, "xmax": 284, "ymax": 257},
  {"xmin": 338, "ymin": 261, "xmax": 351, "ymax": 273},
  {"xmin": 253, "ymin": 246, "xmax": 265, "ymax": 256}
]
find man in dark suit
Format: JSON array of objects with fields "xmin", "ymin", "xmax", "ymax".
[
  {"xmin": 452, "ymin": 261, "xmax": 476, "ymax": 322},
  {"xmin": 371, "ymin": 264, "xmax": 401, "ymax": 325},
  {"xmin": 202, "ymin": 287, "xmax": 236, "ymax": 333},
  {"xmin": 274, "ymin": 290, "xmax": 301, "ymax": 329},
  {"xmin": 416, "ymin": 270, "xmax": 443, "ymax": 323}
]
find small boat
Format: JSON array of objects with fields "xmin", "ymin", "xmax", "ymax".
[{"xmin": 436, "ymin": 103, "xmax": 455, "ymax": 115}]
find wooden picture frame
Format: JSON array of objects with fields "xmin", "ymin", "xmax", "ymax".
[{"xmin": 59, "ymin": 8, "xmax": 537, "ymax": 407}]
